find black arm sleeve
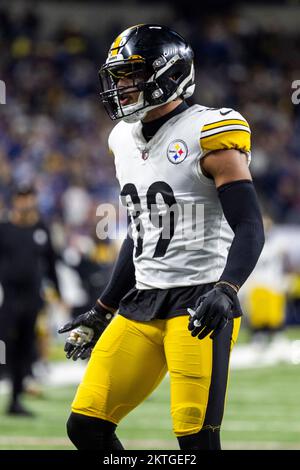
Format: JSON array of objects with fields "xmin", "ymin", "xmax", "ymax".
[
  {"xmin": 99, "ymin": 233, "xmax": 135, "ymax": 310},
  {"xmin": 217, "ymin": 179, "xmax": 265, "ymax": 288}
]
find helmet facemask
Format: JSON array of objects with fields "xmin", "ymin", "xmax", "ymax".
[
  {"xmin": 99, "ymin": 59, "xmax": 152, "ymax": 123},
  {"xmin": 99, "ymin": 55, "xmax": 195, "ymax": 123}
]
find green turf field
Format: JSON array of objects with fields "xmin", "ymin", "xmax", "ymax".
[{"xmin": 0, "ymin": 362, "xmax": 300, "ymax": 450}]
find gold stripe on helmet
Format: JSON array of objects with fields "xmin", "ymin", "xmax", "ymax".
[{"xmin": 109, "ymin": 24, "xmax": 145, "ymax": 57}]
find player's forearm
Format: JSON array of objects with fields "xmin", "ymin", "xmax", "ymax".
[
  {"xmin": 98, "ymin": 235, "xmax": 135, "ymax": 310},
  {"xmin": 217, "ymin": 179, "xmax": 265, "ymax": 289}
]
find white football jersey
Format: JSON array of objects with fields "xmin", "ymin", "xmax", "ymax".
[{"xmin": 108, "ymin": 104, "xmax": 251, "ymax": 289}]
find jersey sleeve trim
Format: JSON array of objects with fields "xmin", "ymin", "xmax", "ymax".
[
  {"xmin": 201, "ymin": 118, "xmax": 250, "ymax": 133},
  {"xmin": 199, "ymin": 110, "xmax": 251, "ymax": 162},
  {"xmin": 201, "ymin": 126, "xmax": 250, "ymax": 140},
  {"xmin": 200, "ymin": 129, "xmax": 251, "ymax": 154}
]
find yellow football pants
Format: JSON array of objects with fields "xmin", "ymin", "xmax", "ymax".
[
  {"xmin": 246, "ymin": 287, "xmax": 285, "ymax": 329},
  {"xmin": 72, "ymin": 314, "xmax": 240, "ymax": 437}
]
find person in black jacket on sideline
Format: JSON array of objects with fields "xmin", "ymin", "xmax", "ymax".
[{"xmin": 0, "ymin": 184, "xmax": 61, "ymax": 416}]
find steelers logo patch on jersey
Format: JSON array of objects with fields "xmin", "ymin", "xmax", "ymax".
[{"xmin": 167, "ymin": 140, "xmax": 188, "ymax": 164}]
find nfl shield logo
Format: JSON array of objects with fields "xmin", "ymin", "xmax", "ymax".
[
  {"xmin": 167, "ymin": 140, "xmax": 188, "ymax": 164},
  {"xmin": 141, "ymin": 149, "xmax": 149, "ymax": 160}
]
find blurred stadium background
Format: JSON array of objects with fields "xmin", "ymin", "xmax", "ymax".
[{"xmin": 1, "ymin": 0, "xmax": 300, "ymax": 450}]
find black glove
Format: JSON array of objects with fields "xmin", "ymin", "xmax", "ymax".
[
  {"xmin": 188, "ymin": 283, "xmax": 242, "ymax": 340},
  {"xmin": 58, "ymin": 303, "xmax": 114, "ymax": 360}
]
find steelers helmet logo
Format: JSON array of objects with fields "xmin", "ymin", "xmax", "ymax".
[{"xmin": 167, "ymin": 140, "xmax": 188, "ymax": 164}]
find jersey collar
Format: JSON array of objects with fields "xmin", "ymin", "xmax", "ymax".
[{"xmin": 141, "ymin": 101, "xmax": 189, "ymax": 142}]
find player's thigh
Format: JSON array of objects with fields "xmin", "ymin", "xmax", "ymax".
[
  {"xmin": 72, "ymin": 315, "xmax": 167, "ymax": 424},
  {"xmin": 164, "ymin": 315, "xmax": 240, "ymax": 437}
]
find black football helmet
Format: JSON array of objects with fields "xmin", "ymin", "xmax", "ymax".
[{"xmin": 99, "ymin": 24, "xmax": 195, "ymax": 123}]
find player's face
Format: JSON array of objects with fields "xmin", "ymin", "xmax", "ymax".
[
  {"xmin": 117, "ymin": 76, "xmax": 141, "ymax": 106},
  {"xmin": 99, "ymin": 60, "xmax": 150, "ymax": 120},
  {"xmin": 108, "ymin": 62, "xmax": 148, "ymax": 106}
]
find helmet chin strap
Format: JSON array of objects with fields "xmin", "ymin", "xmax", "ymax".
[
  {"xmin": 121, "ymin": 94, "xmax": 180, "ymax": 123},
  {"xmin": 122, "ymin": 107, "xmax": 148, "ymax": 123},
  {"xmin": 121, "ymin": 91, "xmax": 182, "ymax": 123},
  {"xmin": 120, "ymin": 88, "xmax": 178, "ymax": 124},
  {"xmin": 120, "ymin": 93, "xmax": 156, "ymax": 123}
]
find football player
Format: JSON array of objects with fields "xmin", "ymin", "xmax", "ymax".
[{"xmin": 59, "ymin": 24, "xmax": 265, "ymax": 450}]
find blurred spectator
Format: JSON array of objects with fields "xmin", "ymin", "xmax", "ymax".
[
  {"xmin": 0, "ymin": 184, "xmax": 62, "ymax": 416},
  {"xmin": 63, "ymin": 233, "xmax": 117, "ymax": 319}
]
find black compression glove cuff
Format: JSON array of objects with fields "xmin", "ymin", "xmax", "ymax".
[
  {"xmin": 211, "ymin": 282, "xmax": 243, "ymax": 318},
  {"xmin": 94, "ymin": 301, "xmax": 114, "ymax": 320},
  {"xmin": 188, "ymin": 282, "xmax": 243, "ymax": 340}
]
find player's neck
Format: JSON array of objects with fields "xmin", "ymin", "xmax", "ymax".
[
  {"xmin": 142, "ymin": 99, "xmax": 184, "ymax": 123},
  {"xmin": 141, "ymin": 100, "xmax": 189, "ymax": 142}
]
